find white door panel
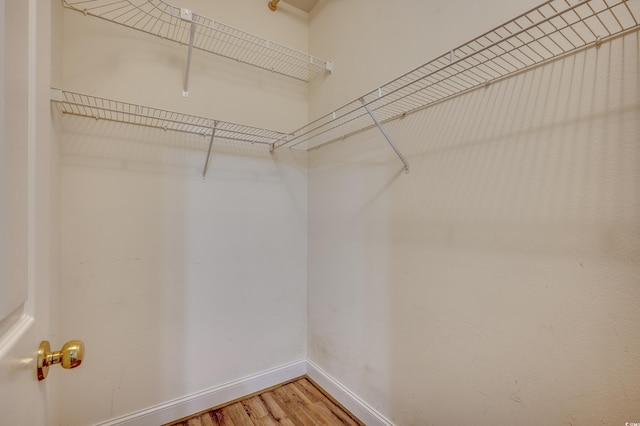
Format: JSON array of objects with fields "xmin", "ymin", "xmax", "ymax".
[
  {"xmin": 0, "ymin": 0, "xmax": 52, "ymax": 424},
  {"xmin": 0, "ymin": 0, "xmax": 29, "ymax": 326}
]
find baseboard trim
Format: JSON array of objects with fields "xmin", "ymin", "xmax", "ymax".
[
  {"xmin": 306, "ymin": 360, "xmax": 395, "ymax": 426},
  {"xmin": 96, "ymin": 359, "xmax": 393, "ymax": 426},
  {"xmin": 95, "ymin": 360, "xmax": 307, "ymax": 426}
]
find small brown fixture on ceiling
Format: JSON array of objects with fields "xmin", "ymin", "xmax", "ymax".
[{"xmin": 268, "ymin": 0, "xmax": 280, "ymax": 11}]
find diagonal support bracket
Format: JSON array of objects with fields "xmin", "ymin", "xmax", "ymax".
[
  {"xmin": 202, "ymin": 123, "xmax": 217, "ymax": 178},
  {"xmin": 182, "ymin": 9, "xmax": 196, "ymax": 97},
  {"xmin": 359, "ymin": 98, "xmax": 409, "ymax": 173}
]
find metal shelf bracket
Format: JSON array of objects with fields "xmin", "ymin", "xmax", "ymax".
[
  {"xmin": 182, "ymin": 9, "xmax": 195, "ymax": 97},
  {"xmin": 202, "ymin": 122, "xmax": 217, "ymax": 178},
  {"xmin": 359, "ymin": 98, "xmax": 409, "ymax": 173}
]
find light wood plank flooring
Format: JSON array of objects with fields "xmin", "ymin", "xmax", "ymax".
[{"xmin": 166, "ymin": 376, "xmax": 363, "ymax": 426}]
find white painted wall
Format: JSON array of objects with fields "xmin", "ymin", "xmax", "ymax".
[
  {"xmin": 56, "ymin": 1, "xmax": 308, "ymax": 424},
  {"xmin": 53, "ymin": 0, "xmax": 640, "ymax": 424},
  {"xmin": 308, "ymin": 1, "xmax": 640, "ymax": 425}
]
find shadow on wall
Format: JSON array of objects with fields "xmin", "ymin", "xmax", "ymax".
[
  {"xmin": 388, "ymin": 38, "xmax": 638, "ymax": 261},
  {"xmin": 56, "ymin": 117, "xmax": 192, "ymax": 424},
  {"xmin": 57, "ymin": 2, "xmax": 310, "ymax": 424},
  {"xmin": 388, "ymin": 33, "xmax": 640, "ymax": 425},
  {"xmin": 307, "ymin": 31, "xmax": 640, "ymax": 426},
  {"xmin": 56, "ymin": 118, "xmax": 307, "ymax": 425},
  {"xmin": 383, "ymin": 32, "xmax": 640, "ymax": 425}
]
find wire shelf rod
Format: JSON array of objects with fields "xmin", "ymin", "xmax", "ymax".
[
  {"xmin": 57, "ymin": 0, "xmax": 640, "ymax": 172},
  {"xmin": 51, "ymin": 89, "xmax": 286, "ymax": 147},
  {"xmin": 287, "ymin": 1, "xmax": 592, "ymax": 142},
  {"xmin": 62, "ymin": 0, "xmax": 333, "ymax": 83},
  {"xmin": 279, "ymin": 0, "xmax": 639, "ymax": 151}
]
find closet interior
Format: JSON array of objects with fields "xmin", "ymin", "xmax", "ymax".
[{"xmin": 50, "ymin": 0, "xmax": 640, "ymax": 425}]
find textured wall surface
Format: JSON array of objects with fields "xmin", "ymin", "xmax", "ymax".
[
  {"xmin": 308, "ymin": 1, "xmax": 640, "ymax": 424},
  {"xmin": 53, "ymin": 0, "xmax": 640, "ymax": 424},
  {"xmin": 56, "ymin": 1, "xmax": 308, "ymax": 424}
]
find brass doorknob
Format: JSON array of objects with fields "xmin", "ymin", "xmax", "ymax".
[{"xmin": 37, "ymin": 340, "xmax": 84, "ymax": 381}]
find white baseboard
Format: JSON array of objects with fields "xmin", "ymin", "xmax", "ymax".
[
  {"xmin": 96, "ymin": 359, "xmax": 394, "ymax": 426},
  {"xmin": 306, "ymin": 360, "xmax": 395, "ymax": 426},
  {"xmin": 95, "ymin": 359, "xmax": 306, "ymax": 426}
]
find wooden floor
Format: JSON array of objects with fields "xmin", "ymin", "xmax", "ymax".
[{"xmin": 166, "ymin": 376, "xmax": 363, "ymax": 426}]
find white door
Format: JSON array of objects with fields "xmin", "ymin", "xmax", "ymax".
[{"xmin": 0, "ymin": 0, "xmax": 54, "ymax": 423}]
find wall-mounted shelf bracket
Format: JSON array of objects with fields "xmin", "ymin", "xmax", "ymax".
[
  {"xmin": 202, "ymin": 122, "xmax": 217, "ymax": 178},
  {"xmin": 359, "ymin": 98, "xmax": 409, "ymax": 173},
  {"xmin": 182, "ymin": 9, "xmax": 196, "ymax": 97}
]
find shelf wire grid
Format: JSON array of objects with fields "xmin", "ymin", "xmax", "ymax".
[
  {"xmin": 62, "ymin": 0, "xmax": 331, "ymax": 82},
  {"xmin": 279, "ymin": 0, "xmax": 640, "ymax": 150},
  {"xmin": 52, "ymin": 90, "xmax": 289, "ymax": 147}
]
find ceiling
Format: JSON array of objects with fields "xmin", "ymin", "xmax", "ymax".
[{"xmin": 281, "ymin": 0, "xmax": 319, "ymax": 13}]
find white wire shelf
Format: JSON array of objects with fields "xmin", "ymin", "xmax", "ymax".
[
  {"xmin": 51, "ymin": 89, "xmax": 288, "ymax": 147},
  {"xmin": 278, "ymin": 0, "xmax": 640, "ymax": 152},
  {"xmin": 51, "ymin": 89, "xmax": 290, "ymax": 176},
  {"xmin": 62, "ymin": 0, "xmax": 333, "ymax": 83}
]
